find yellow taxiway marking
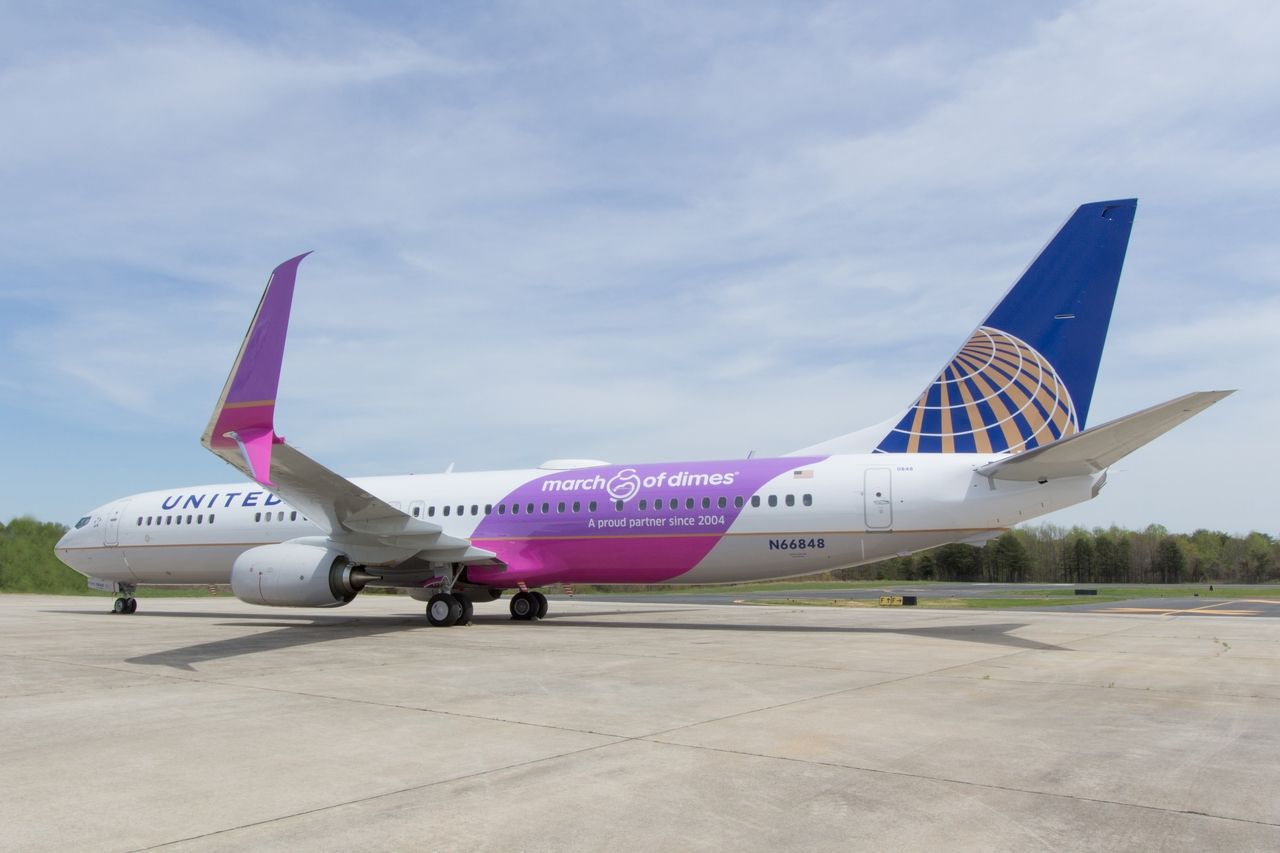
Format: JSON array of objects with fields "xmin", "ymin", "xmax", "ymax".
[{"xmin": 1105, "ymin": 601, "xmax": 1264, "ymax": 617}]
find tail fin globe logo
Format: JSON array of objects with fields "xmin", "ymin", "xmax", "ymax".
[{"xmin": 875, "ymin": 326, "xmax": 1078, "ymax": 454}]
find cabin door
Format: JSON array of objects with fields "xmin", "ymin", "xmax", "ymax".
[
  {"xmin": 103, "ymin": 501, "xmax": 127, "ymax": 546},
  {"xmin": 863, "ymin": 469, "xmax": 892, "ymax": 530}
]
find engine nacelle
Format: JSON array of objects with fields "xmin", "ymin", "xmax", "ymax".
[{"xmin": 231, "ymin": 544, "xmax": 369, "ymax": 607}]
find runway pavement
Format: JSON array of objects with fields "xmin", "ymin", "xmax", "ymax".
[{"xmin": 2, "ymin": 594, "xmax": 1278, "ymax": 851}]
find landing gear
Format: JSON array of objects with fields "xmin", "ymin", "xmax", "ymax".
[
  {"xmin": 111, "ymin": 585, "xmax": 138, "ymax": 614},
  {"xmin": 510, "ymin": 591, "xmax": 536, "ymax": 620},
  {"xmin": 453, "ymin": 593, "xmax": 474, "ymax": 626},
  {"xmin": 426, "ymin": 593, "xmax": 462, "ymax": 627},
  {"xmin": 510, "ymin": 590, "xmax": 548, "ymax": 621},
  {"xmin": 422, "ymin": 564, "xmax": 475, "ymax": 627}
]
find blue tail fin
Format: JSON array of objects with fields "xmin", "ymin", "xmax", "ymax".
[{"xmin": 873, "ymin": 199, "xmax": 1136, "ymax": 454}]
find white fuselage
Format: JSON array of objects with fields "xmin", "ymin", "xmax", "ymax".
[{"xmin": 55, "ymin": 453, "xmax": 1098, "ymax": 589}]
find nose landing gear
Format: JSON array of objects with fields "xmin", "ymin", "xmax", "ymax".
[{"xmin": 111, "ymin": 584, "xmax": 138, "ymax": 614}]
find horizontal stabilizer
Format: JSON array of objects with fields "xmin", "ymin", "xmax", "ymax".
[{"xmin": 977, "ymin": 391, "xmax": 1233, "ymax": 482}]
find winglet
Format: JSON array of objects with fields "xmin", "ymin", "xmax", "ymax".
[{"xmin": 201, "ymin": 253, "xmax": 311, "ymax": 486}]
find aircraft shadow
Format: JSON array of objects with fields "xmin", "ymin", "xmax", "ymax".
[
  {"xmin": 110, "ymin": 609, "xmax": 1059, "ymax": 671},
  {"xmin": 544, "ymin": 619, "xmax": 1064, "ymax": 651}
]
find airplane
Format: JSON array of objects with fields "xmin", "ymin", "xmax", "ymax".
[{"xmin": 54, "ymin": 199, "xmax": 1231, "ymax": 624}]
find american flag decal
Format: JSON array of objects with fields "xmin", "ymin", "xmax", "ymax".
[{"xmin": 793, "ymin": 470, "xmax": 814, "ymax": 479}]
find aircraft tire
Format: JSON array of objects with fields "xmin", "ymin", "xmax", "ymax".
[
  {"xmin": 426, "ymin": 593, "xmax": 461, "ymax": 627},
  {"xmin": 510, "ymin": 591, "xmax": 536, "ymax": 621},
  {"xmin": 126, "ymin": 598, "xmax": 138, "ymax": 614},
  {"xmin": 112, "ymin": 598, "xmax": 127, "ymax": 614},
  {"xmin": 453, "ymin": 594, "xmax": 473, "ymax": 626},
  {"xmin": 532, "ymin": 591, "xmax": 548, "ymax": 619}
]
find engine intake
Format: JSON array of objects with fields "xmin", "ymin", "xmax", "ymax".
[{"xmin": 231, "ymin": 543, "xmax": 375, "ymax": 607}]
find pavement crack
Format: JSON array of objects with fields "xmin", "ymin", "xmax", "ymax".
[{"xmin": 640, "ymin": 739, "xmax": 1280, "ymax": 830}]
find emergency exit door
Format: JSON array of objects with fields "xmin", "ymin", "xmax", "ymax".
[{"xmin": 863, "ymin": 468, "xmax": 892, "ymax": 529}]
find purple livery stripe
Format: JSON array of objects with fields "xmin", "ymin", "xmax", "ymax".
[{"xmin": 466, "ymin": 456, "xmax": 823, "ymax": 586}]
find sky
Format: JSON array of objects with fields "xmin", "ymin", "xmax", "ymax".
[{"xmin": 2, "ymin": 1, "xmax": 1277, "ymax": 535}]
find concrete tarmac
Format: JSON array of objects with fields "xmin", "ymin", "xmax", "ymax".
[{"xmin": 2, "ymin": 594, "xmax": 1278, "ymax": 851}]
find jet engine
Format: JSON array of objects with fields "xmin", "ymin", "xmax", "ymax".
[{"xmin": 230, "ymin": 543, "xmax": 375, "ymax": 607}]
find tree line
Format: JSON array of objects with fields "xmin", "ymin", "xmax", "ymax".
[
  {"xmin": 0, "ymin": 518, "xmax": 86, "ymax": 593},
  {"xmin": 839, "ymin": 524, "xmax": 1280, "ymax": 585},
  {"xmin": 2, "ymin": 516, "xmax": 1278, "ymax": 594}
]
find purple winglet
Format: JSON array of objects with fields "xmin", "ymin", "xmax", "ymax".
[{"xmin": 205, "ymin": 252, "xmax": 311, "ymax": 485}]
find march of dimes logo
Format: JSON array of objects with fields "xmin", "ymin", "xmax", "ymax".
[
  {"xmin": 606, "ymin": 470, "xmax": 641, "ymax": 502},
  {"xmin": 542, "ymin": 468, "xmax": 739, "ymax": 504}
]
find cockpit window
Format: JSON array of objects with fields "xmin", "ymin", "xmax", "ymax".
[{"xmin": 74, "ymin": 516, "xmax": 91, "ymax": 529}]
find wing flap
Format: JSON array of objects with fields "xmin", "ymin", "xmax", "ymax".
[{"xmin": 977, "ymin": 391, "xmax": 1233, "ymax": 482}]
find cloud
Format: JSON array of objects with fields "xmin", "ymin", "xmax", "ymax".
[{"xmin": 2, "ymin": 1, "xmax": 1277, "ymax": 534}]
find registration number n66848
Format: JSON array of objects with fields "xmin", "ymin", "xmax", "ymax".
[{"xmin": 768, "ymin": 538, "xmax": 825, "ymax": 551}]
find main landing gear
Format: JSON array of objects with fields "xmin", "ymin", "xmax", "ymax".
[
  {"xmin": 111, "ymin": 584, "xmax": 138, "ymax": 614},
  {"xmin": 510, "ymin": 590, "xmax": 548, "ymax": 621},
  {"xmin": 423, "ymin": 563, "xmax": 474, "ymax": 627},
  {"xmin": 425, "ymin": 592, "xmax": 474, "ymax": 627}
]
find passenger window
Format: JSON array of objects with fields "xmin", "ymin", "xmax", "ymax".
[
  {"xmin": 803, "ymin": 494, "xmax": 812, "ymax": 507},
  {"xmin": 557, "ymin": 502, "xmax": 566, "ymax": 513},
  {"xmin": 498, "ymin": 504, "xmax": 507, "ymax": 515},
  {"xmin": 653, "ymin": 498, "xmax": 663, "ymax": 510},
  {"xmin": 685, "ymin": 497, "xmax": 694, "ymax": 509},
  {"xmin": 785, "ymin": 495, "xmax": 795, "ymax": 507},
  {"xmin": 751, "ymin": 496, "xmax": 760, "ymax": 508},
  {"xmin": 146, "ymin": 517, "xmax": 152, "ymax": 526},
  {"xmin": 457, "ymin": 506, "xmax": 464, "ymax": 517},
  {"xmin": 412, "ymin": 506, "xmax": 421, "ymax": 517},
  {"xmin": 197, "ymin": 514, "xmax": 204, "ymax": 524},
  {"xmin": 443, "ymin": 506, "xmax": 451, "ymax": 516},
  {"xmin": 512, "ymin": 503, "xmax": 520, "ymax": 515},
  {"xmin": 291, "ymin": 511, "xmax": 298, "ymax": 520},
  {"xmin": 187, "ymin": 515, "xmax": 193, "ymax": 524},
  {"xmin": 734, "ymin": 496, "xmax": 744, "ymax": 508},
  {"xmin": 485, "ymin": 504, "xmax": 493, "ymax": 515},
  {"xmin": 278, "ymin": 511, "xmax": 285, "ymax": 521},
  {"xmin": 541, "ymin": 502, "xmax": 549, "ymax": 514},
  {"xmin": 589, "ymin": 501, "xmax": 598, "ymax": 512},
  {"xmin": 175, "ymin": 515, "xmax": 182, "ymax": 525},
  {"xmin": 701, "ymin": 497, "xmax": 711, "ymax": 509},
  {"xmin": 428, "ymin": 506, "xmax": 436, "ymax": 517},
  {"xmin": 615, "ymin": 500, "xmax": 624, "ymax": 511},
  {"xmin": 639, "ymin": 499, "xmax": 647, "ymax": 510},
  {"xmin": 264, "ymin": 513, "xmax": 271, "ymax": 523},
  {"xmin": 768, "ymin": 495, "xmax": 778, "ymax": 507},
  {"xmin": 572, "ymin": 501, "xmax": 581, "ymax": 513},
  {"xmin": 717, "ymin": 497, "xmax": 727, "ymax": 509},
  {"xmin": 166, "ymin": 516, "xmax": 172, "ymax": 525},
  {"xmin": 209, "ymin": 514, "xmax": 216, "ymax": 524},
  {"xmin": 526, "ymin": 503, "xmax": 534, "ymax": 514},
  {"xmin": 136, "ymin": 517, "xmax": 142, "ymax": 526}
]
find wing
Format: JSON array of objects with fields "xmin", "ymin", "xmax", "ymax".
[
  {"xmin": 201, "ymin": 254, "xmax": 498, "ymax": 566},
  {"xmin": 976, "ymin": 390, "xmax": 1233, "ymax": 482}
]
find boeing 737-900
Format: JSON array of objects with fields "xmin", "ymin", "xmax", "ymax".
[{"xmin": 54, "ymin": 199, "xmax": 1231, "ymax": 624}]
